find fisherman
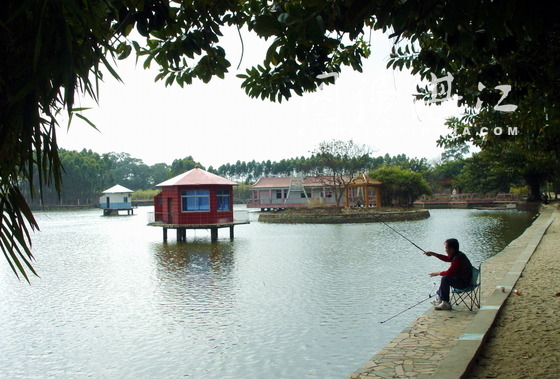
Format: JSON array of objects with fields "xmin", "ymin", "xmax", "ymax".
[{"xmin": 424, "ymin": 238, "xmax": 473, "ymax": 311}]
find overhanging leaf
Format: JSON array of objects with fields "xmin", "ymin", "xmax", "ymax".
[{"xmin": 253, "ymin": 15, "xmax": 284, "ymax": 37}]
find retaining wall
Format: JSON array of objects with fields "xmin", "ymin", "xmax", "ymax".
[{"xmin": 258, "ymin": 209, "xmax": 430, "ymax": 224}]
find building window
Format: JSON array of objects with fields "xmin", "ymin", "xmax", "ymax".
[
  {"xmin": 300, "ymin": 192, "xmax": 311, "ymax": 198},
  {"xmin": 276, "ymin": 190, "xmax": 283, "ymax": 199},
  {"xmin": 217, "ymin": 189, "xmax": 230, "ymax": 211},
  {"xmin": 123, "ymin": 196, "xmax": 128, "ymax": 203},
  {"xmin": 182, "ymin": 190, "xmax": 210, "ymax": 211}
]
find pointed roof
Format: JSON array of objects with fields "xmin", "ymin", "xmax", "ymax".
[
  {"xmin": 102, "ymin": 184, "xmax": 134, "ymax": 194},
  {"xmin": 348, "ymin": 173, "xmax": 383, "ymax": 187},
  {"xmin": 157, "ymin": 166, "xmax": 237, "ymax": 187}
]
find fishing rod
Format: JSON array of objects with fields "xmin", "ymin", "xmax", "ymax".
[
  {"xmin": 379, "ymin": 294, "xmax": 434, "ymax": 324},
  {"xmin": 374, "ymin": 214, "xmax": 426, "ymax": 253},
  {"xmin": 372, "ymin": 214, "xmax": 434, "ymax": 323},
  {"xmin": 379, "ymin": 282, "xmax": 438, "ymax": 324}
]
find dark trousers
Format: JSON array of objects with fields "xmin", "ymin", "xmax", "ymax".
[{"xmin": 437, "ymin": 275, "xmax": 470, "ymax": 302}]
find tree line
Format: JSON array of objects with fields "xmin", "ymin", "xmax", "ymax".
[
  {"xmin": 23, "ymin": 147, "xmax": 430, "ymax": 206},
  {"xmin": 24, "ymin": 140, "xmax": 558, "ymax": 208}
]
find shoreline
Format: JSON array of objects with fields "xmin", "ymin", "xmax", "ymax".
[
  {"xmin": 467, "ymin": 204, "xmax": 560, "ymax": 377},
  {"xmin": 348, "ymin": 204, "xmax": 556, "ymax": 378},
  {"xmin": 258, "ymin": 209, "xmax": 430, "ymax": 223}
]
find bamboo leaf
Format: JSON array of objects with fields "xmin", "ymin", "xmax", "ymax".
[
  {"xmin": 98, "ymin": 52, "xmax": 122, "ymax": 82},
  {"xmin": 74, "ymin": 113, "xmax": 99, "ymax": 131}
]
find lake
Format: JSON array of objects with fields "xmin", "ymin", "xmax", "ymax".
[{"xmin": 0, "ymin": 206, "xmax": 536, "ymax": 378}]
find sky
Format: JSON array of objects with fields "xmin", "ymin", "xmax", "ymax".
[{"xmin": 57, "ymin": 28, "xmax": 464, "ymax": 168}]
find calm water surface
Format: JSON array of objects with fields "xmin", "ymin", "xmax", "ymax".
[{"xmin": 0, "ymin": 207, "xmax": 536, "ymax": 378}]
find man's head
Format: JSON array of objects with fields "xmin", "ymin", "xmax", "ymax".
[{"xmin": 444, "ymin": 238, "xmax": 459, "ymax": 256}]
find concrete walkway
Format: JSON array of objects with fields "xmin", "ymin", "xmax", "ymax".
[{"xmin": 348, "ymin": 205, "xmax": 556, "ymax": 378}]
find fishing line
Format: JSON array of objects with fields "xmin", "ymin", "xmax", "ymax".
[
  {"xmin": 373, "ymin": 213, "xmax": 426, "ymax": 253},
  {"xmin": 379, "ymin": 282, "xmax": 438, "ymax": 324},
  {"xmin": 371, "ymin": 214, "xmax": 434, "ymax": 323}
]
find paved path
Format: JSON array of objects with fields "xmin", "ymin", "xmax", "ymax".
[{"xmin": 348, "ymin": 205, "xmax": 556, "ymax": 378}]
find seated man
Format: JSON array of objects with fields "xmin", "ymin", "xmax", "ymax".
[{"xmin": 425, "ymin": 238, "xmax": 473, "ymax": 310}]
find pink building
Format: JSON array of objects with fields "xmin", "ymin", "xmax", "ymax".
[{"xmin": 247, "ymin": 174, "xmax": 382, "ymax": 210}]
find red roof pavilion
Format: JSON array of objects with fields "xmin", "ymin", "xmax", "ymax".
[{"xmin": 150, "ymin": 166, "xmax": 248, "ymax": 242}]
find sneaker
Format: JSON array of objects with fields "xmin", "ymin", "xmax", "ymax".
[
  {"xmin": 430, "ymin": 297, "xmax": 441, "ymax": 305},
  {"xmin": 435, "ymin": 301, "xmax": 452, "ymax": 311}
]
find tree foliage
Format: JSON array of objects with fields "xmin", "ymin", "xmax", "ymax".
[
  {"xmin": 381, "ymin": 154, "xmax": 430, "ymax": 174},
  {"xmin": 386, "ymin": 2, "xmax": 560, "ymax": 198},
  {"xmin": 168, "ymin": 156, "xmax": 203, "ymax": 178},
  {"xmin": 309, "ymin": 140, "xmax": 374, "ymax": 206},
  {"xmin": 21, "ymin": 150, "xmax": 170, "ymax": 206},
  {"xmin": 369, "ymin": 165, "xmax": 431, "ymax": 207},
  {"xmin": 438, "ymin": 114, "xmax": 559, "ymax": 199},
  {"xmin": 386, "ymin": 1, "xmax": 560, "ymax": 112},
  {"xmin": 456, "ymin": 152, "xmax": 522, "ymax": 195},
  {"xmin": 427, "ymin": 159, "xmax": 465, "ymax": 193},
  {"xmin": 3, "ymin": 0, "xmax": 559, "ymax": 279}
]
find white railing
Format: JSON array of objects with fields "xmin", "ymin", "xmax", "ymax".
[{"xmin": 147, "ymin": 210, "xmax": 249, "ymax": 224}]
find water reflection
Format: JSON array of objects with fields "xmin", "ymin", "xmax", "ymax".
[
  {"xmin": 465, "ymin": 209, "xmax": 539, "ymax": 261},
  {"xmin": 152, "ymin": 241, "xmax": 235, "ymax": 274},
  {"xmin": 0, "ymin": 207, "xmax": 537, "ymax": 379},
  {"xmin": 151, "ymin": 242, "xmax": 237, "ymax": 328}
]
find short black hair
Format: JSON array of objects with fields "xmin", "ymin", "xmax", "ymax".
[{"xmin": 445, "ymin": 238, "xmax": 459, "ymax": 251}]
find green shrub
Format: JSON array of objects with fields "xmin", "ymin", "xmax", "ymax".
[{"xmin": 132, "ymin": 189, "xmax": 160, "ymax": 201}]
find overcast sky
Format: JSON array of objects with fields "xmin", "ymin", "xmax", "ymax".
[{"xmin": 57, "ymin": 28, "xmax": 463, "ymax": 168}]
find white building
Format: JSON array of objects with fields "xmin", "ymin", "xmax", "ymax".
[{"xmin": 99, "ymin": 184, "xmax": 134, "ymax": 215}]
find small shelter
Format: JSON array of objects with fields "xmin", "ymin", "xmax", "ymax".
[
  {"xmin": 149, "ymin": 166, "xmax": 249, "ymax": 242},
  {"xmin": 100, "ymin": 184, "xmax": 134, "ymax": 215},
  {"xmin": 344, "ymin": 173, "xmax": 383, "ymax": 208}
]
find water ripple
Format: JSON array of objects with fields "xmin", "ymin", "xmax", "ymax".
[{"xmin": 0, "ymin": 207, "xmax": 536, "ymax": 378}]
